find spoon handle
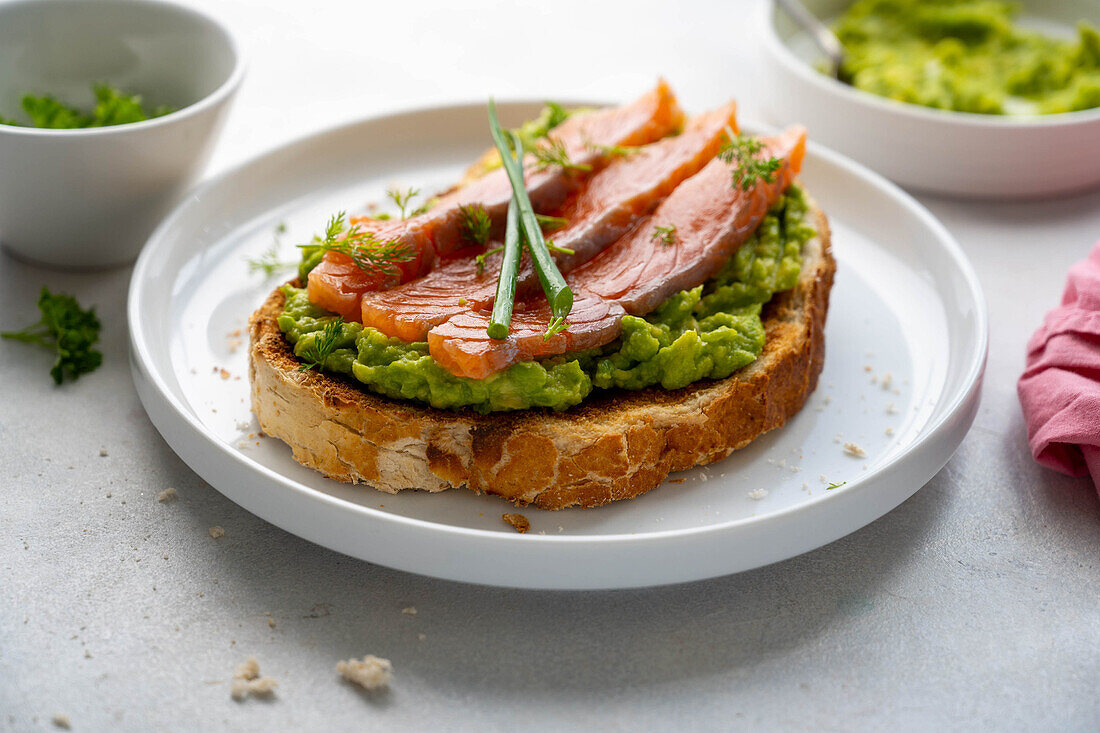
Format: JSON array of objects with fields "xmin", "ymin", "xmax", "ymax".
[{"xmin": 775, "ymin": 0, "xmax": 845, "ymax": 78}]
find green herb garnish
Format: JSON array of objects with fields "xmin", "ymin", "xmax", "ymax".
[
  {"xmin": 1, "ymin": 83, "xmax": 175, "ymax": 129},
  {"xmin": 459, "ymin": 204, "xmax": 493, "ymax": 245},
  {"xmin": 487, "ymin": 101, "xmax": 574, "ymax": 340},
  {"xmin": 719, "ymin": 135, "xmax": 783, "ymax": 191},
  {"xmin": 246, "ymin": 243, "xmax": 294, "ymax": 276},
  {"xmin": 247, "ymin": 221, "xmax": 296, "ymax": 275},
  {"xmin": 587, "ymin": 141, "xmax": 640, "ymax": 158},
  {"xmin": 825, "ymin": 481, "xmax": 847, "ymax": 491},
  {"xmin": 536, "ymin": 214, "xmax": 569, "ymax": 231},
  {"xmin": 296, "ymin": 319, "xmax": 344, "ymax": 372},
  {"xmin": 651, "ymin": 224, "xmax": 677, "ymax": 247},
  {"xmin": 542, "ymin": 316, "xmax": 569, "ymax": 342},
  {"xmin": 545, "ymin": 240, "xmax": 575, "ymax": 256},
  {"xmin": 2, "ymin": 288, "xmax": 102, "ymax": 384},
  {"xmin": 488, "ymin": 197, "xmax": 523, "ymax": 340},
  {"xmin": 528, "ymin": 137, "xmax": 592, "ymax": 174},
  {"xmin": 302, "ymin": 212, "xmax": 414, "ymax": 283},
  {"xmin": 475, "ymin": 245, "xmax": 505, "ymax": 275}
]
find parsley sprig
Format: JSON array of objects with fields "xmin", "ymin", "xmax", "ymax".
[
  {"xmin": 2, "ymin": 83, "xmax": 174, "ymax": 129},
  {"xmin": 297, "ymin": 319, "xmax": 344, "ymax": 372},
  {"xmin": 2, "ymin": 288, "xmax": 102, "ymax": 384},
  {"xmin": 719, "ymin": 135, "xmax": 783, "ymax": 191},
  {"xmin": 302, "ymin": 212, "xmax": 414, "ymax": 284}
]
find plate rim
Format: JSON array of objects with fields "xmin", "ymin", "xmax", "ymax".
[{"xmin": 128, "ymin": 100, "xmax": 988, "ymax": 585}]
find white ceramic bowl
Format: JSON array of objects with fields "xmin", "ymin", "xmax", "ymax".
[
  {"xmin": 759, "ymin": 0, "xmax": 1100, "ymax": 199},
  {"xmin": 0, "ymin": 0, "xmax": 244, "ymax": 268}
]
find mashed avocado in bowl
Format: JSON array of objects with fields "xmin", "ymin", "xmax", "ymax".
[{"xmin": 832, "ymin": 0, "xmax": 1100, "ymax": 115}]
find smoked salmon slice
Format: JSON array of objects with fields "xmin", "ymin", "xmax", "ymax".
[
  {"xmin": 573, "ymin": 126, "xmax": 807, "ymax": 314},
  {"xmin": 359, "ymin": 102, "xmax": 739, "ymax": 341},
  {"xmin": 427, "ymin": 288, "xmax": 625, "ymax": 380},
  {"xmin": 307, "ymin": 81, "xmax": 684, "ymax": 320},
  {"xmin": 422, "ymin": 127, "xmax": 807, "ymax": 379}
]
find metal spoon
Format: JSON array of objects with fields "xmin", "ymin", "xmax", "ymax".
[{"xmin": 775, "ymin": 0, "xmax": 846, "ymax": 81}]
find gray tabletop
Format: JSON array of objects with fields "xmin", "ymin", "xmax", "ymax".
[{"xmin": 2, "ymin": 1, "xmax": 1099, "ymax": 730}]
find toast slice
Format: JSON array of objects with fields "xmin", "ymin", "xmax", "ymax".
[{"xmin": 248, "ymin": 197, "xmax": 834, "ymax": 510}]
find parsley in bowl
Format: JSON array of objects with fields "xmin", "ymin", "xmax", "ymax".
[
  {"xmin": 0, "ymin": 83, "xmax": 176, "ymax": 129},
  {"xmin": 0, "ymin": 0, "xmax": 244, "ymax": 268}
]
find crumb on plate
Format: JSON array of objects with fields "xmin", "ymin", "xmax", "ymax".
[{"xmin": 501, "ymin": 513, "xmax": 530, "ymax": 533}]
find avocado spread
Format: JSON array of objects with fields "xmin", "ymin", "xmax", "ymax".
[
  {"xmin": 833, "ymin": 0, "xmax": 1100, "ymax": 115},
  {"xmin": 277, "ymin": 186, "xmax": 813, "ymax": 413}
]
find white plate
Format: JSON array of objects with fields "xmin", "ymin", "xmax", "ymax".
[{"xmin": 129, "ymin": 101, "xmax": 987, "ymax": 590}]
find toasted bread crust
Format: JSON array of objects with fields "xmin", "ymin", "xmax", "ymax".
[{"xmin": 249, "ymin": 200, "xmax": 834, "ymax": 510}]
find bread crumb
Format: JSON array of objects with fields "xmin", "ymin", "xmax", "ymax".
[
  {"xmin": 748, "ymin": 488, "xmax": 769, "ymax": 500},
  {"xmin": 668, "ymin": 477, "xmax": 686, "ymax": 483},
  {"xmin": 219, "ymin": 368, "xmax": 231, "ymax": 380},
  {"xmin": 209, "ymin": 526, "xmax": 225, "ymax": 539},
  {"xmin": 501, "ymin": 513, "xmax": 530, "ymax": 533},
  {"xmin": 417, "ymin": 633, "xmax": 426, "ymax": 641},
  {"xmin": 864, "ymin": 365, "xmax": 872, "ymax": 372},
  {"xmin": 98, "ymin": 449, "xmax": 108, "ymax": 457},
  {"xmin": 886, "ymin": 402, "xmax": 899, "ymax": 415},
  {"xmin": 51, "ymin": 713, "xmax": 70, "ymax": 729},
  {"xmin": 235, "ymin": 657, "xmax": 260, "ymax": 680},
  {"xmin": 885, "ymin": 427, "xmax": 895, "ymax": 436},
  {"xmin": 157, "ymin": 488, "xmax": 178, "ymax": 503},
  {"xmin": 843, "ymin": 442, "xmax": 867, "ymax": 458},
  {"xmin": 336, "ymin": 655, "xmax": 392, "ymax": 691},
  {"xmin": 267, "ymin": 618, "xmax": 276, "ymax": 628},
  {"xmin": 881, "ymin": 372, "xmax": 893, "ymax": 390},
  {"xmin": 231, "ymin": 656, "xmax": 277, "ymax": 700},
  {"xmin": 401, "ymin": 606, "xmax": 417, "ymax": 616}
]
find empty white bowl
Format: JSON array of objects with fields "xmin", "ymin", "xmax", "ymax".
[
  {"xmin": 0, "ymin": 0, "xmax": 244, "ymax": 268},
  {"xmin": 759, "ymin": 0, "xmax": 1100, "ymax": 199}
]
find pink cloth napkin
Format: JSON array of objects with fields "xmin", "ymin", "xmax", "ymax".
[{"xmin": 1018, "ymin": 241, "xmax": 1100, "ymax": 495}]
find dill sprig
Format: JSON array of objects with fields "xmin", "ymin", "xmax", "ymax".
[
  {"xmin": 825, "ymin": 481, "xmax": 847, "ymax": 491},
  {"xmin": 296, "ymin": 319, "xmax": 344, "ymax": 372},
  {"xmin": 246, "ymin": 243, "xmax": 294, "ymax": 276},
  {"xmin": 459, "ymin": 204, "xmax": 492, "ymax": 245},
  {"xmin": 651, "ymin": 224, "xmax": 677, "ymax": 247},
  {"xmin": 528, "ymin": 137, "xmax": 592, "ymax": 173},
  {"xmin": 302, "ymin": 211, "xmax": 414, "ymax": 283},
  {"xmin": 475, "ymin": 245, "xmax": 505, "ymax": 275},
  {"xmin": 587, "ymin": 141, "xmax": 640, "ymax": 158},
  {"xmin": 385, "ymin": 187, "xmax": 433, "ymax": 219},
  {"xmin": 718, "ymin": 135, "xmax": 783, "ymax": 191}
]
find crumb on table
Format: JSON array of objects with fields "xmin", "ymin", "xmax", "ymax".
[
  {"xmin": 209, "ymin": 526, "xmax": 225, "ymax": 539},
  {"xmin": 157, "ymin": 488, "xmax": 178, "ymax": 503},
  {"xmin": 231, "ymin": 656, "xmax": 277, "ymax": 700},
  {"xmin": 336, "ymin": 655, "xmax": 392, "ymax": 690},
  {"xmin": 51, "ymin": 714, "xmax": 71, "ymax": 729}
]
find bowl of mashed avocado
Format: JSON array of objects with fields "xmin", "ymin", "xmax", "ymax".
[{"xmin": 759, "ymin": 0, "xmax": 1100, "ymax": 197}]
